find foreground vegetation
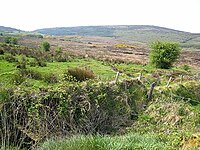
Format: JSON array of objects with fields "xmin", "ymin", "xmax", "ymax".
[{"xmin": 0, "ymin": 38, "xmax": 200, "ymax": 150}]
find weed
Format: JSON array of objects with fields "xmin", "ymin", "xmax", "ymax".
[
  {"xmin": 43, "ymin": 73, "xmax": 59, "ymax": 83},
  {"xmin": 67, "ymin": 67, "xmax": 95, "ymax": 82}
]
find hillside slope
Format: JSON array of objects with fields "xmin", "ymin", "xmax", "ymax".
[
  {"xmin": 0, "ymin": 26, "xmax": 21, "ymax": 32},
  {"xmin": 35, "ymin": 25, "xmax": 200, "ymax": 48}
]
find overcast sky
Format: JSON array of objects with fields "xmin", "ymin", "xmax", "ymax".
[{"xmin": 0, "ymin": 0, "xmax": 199, "ymax": 33}]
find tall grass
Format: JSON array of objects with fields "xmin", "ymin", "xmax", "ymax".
[{"xmin": 37, "ymin": 133, "xmax": 174, "ymax": 150}]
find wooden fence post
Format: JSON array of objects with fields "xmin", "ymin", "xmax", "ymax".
[
  {"xmin": 138, "ymin": 72, "xmax": 142, "ymax": 81},
  {"xmin": 147, "ymin": 82, "xmax": 157, "ymax": 101},
  {"xmin": 166, "ymin": 76, "xmax": 172, "ymax": 88},
  {"xmin": 180, "ymin": 75, "xmax": 183, "ymax": 83},
  {"xmin": 115, "ymin": 72, "xmax": 120, "ymax": 84}
]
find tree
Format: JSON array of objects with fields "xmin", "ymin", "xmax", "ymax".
[
  {"xmin": 149, "ymin": 41, "xmax": 181, "ymax": 69},
  {"xmin": 41, "ymin": 41, "xmax": 50, "ymax": 51}
]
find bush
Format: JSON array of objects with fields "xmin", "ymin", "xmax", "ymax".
[
  {"xmin": 4, "ymin": 53, "xmax": 17, "ymax": 62},
  {"xmin": 149, "ymin": 41, "xmax": 181, "ymax": 69},
  {"xmin": 18, "ymin": 69, "xmax": 42, "ymax": 80},
  {"xmin": 43, "ymin": 73, "xmax": 59, "ymax": 83},
  {"xmin": 181, "ymin": 64, "xmax": 190, "ymax": 71},
  {"xmin": 4, "ymin": 37, "xmax": 18, "ymax": 45},
  {"xmin": 16, "ymin": 56, "xmax": 27, "ymax": 69},
  {"xmin": 0, "ymin": 79, "xmax": 147, "ymax": 149},
  {"xmin": 0, "ymin": 49, "xmax": 4, "ymax": 55},
  {"xmin": 66, "ymin": 67, "xmax": 95, "ymax": 82},
  {"xmin": 12, "ymin": 72, "xmax": 26, "ymax": 85},
  {"xmin": 41, "ymin": 41, "xmax": 50, "ymax": 51}
]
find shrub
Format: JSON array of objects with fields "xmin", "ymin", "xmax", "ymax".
[
  {"xmin": 41, "ymin": 41, "xmax": 50, "ymax": 51},
  {"xmin": 12, "ymin": 72, "xmax": 26, "ymax": 85},
  {"xmin": 43, "ymin": 73, "xmax": 59, "ymax": 83},
  {"xmin": 181, "ymin": 64, "xmax": 190, "ymax": 71},
  {"xmin": 149, "ymin": 41, "xmax": 181, "ymax": 69},
  {"xmin": 16, "ymin": 56, "xmax": 27, "ymax": 69},
  {"xmin": 55, "ymin": 46, "xmax": 62, "ymax": 55},
  {"xmin": 4, "ymin": 53, "xmax": 17, "ymax": 62},
  {"xmin": 66, "ymin": 67, "xmax": 95, "ymax": 82},
  {"xmin": 18, "ymin": 69, "xmax": 42, "ymax": 80},
  {"xmin": 4, "ymin": 37, "xmax": 18, "ymax": 45},
  {"xmin": 0, "ymin": 49, "xmax": 4, "ymax": 55},
  {"xmin": 29, "ymin": 59, "xmax": 38, "ymax": 67}
]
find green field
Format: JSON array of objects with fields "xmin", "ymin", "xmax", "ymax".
[{"xmin": 0, "ymin": 41, "xmax": 200, "ymax": 150}]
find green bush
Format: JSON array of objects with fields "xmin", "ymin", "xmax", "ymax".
[
  {"xmin": 4, "ymin": 53, "xmax": 17, "ymax": 62},
  {"xmin": 149, "ymin": 41, "xmax": 181, "ymax": 69},
  {"xmin": 18, "ymin": 69, "xmax": 42, "ymax": 80},
  {"xmin": 67, "ymin": 67, "xmax": 95, "ymax": 82},
  {"xmin": 16, "ymin": 56, "xmax": 27, "ymax": 69},
  {"xmin": 12, "ymin": 72, "xmax": 26, "ymax": 85},
  {"xmin": 4, "ymin": 37, "xmax": 18, "ymax": 45},
  {"xmin": 0, "ymin": 80, "xmax": 147, "ymax": 148},
  {"xmin": 41, "ymin": 41, "xmax": 50, "ymax": 51},
  {"xmin": 0, "ymin": 49, "xmax": 4, "ymax": 55},
  {"xmin": 43, "ymin": 73, "xmax": 59, "ymax": 83}
]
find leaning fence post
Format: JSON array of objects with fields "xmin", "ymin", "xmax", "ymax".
[
  {"xmin": 138, "ymin": 72, "xmax": 142, "ymax": 81},
  {"xmin": 147, "ymin": 82, "xmax": 157, "ymax": 101},
  {"xmin": 166, "ymin": 76, "xmax": 172, "ymax": 87},
  {"xmin": 115, "ymin": 72, "xmax": 120, "ymax": 84},
  {"xmin": 180, "ymin": 75, "xmax": 183, "ymax": 83}
]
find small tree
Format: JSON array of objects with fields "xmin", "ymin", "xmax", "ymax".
[
  {"xmin": 41, "ymin": 41, "xmax": 50, "ymax": 51},
  {"xmin": 149, "ymin": 41, "xmax": 181, "ymax": 69}
]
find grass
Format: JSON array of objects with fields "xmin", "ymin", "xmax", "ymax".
[
  {"xmin": 0, "ymin": 57, "xmax": 117, "ymax": 88},
  {"xmin": 37, "ymin": 133, "xmax": 174, "ymax": 150},
  {"xmin": 0, "ymin": 50, "xmax": 200, "ymax": 149},
  {"xmin": 30, "ymin": 59, "xmax": 116, "ymax": 81},
  {"xmin": 0, "ymin": 60, "xmax": 16, "ymax": 87}
]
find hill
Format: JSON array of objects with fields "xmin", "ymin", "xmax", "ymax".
[
  {"xmin": 0, "ymin": 26, "xmax": 21, "ymax": 32},
  {"xmin": 35, "ymin": 25, "xmax": 200, "ymax": 49}
]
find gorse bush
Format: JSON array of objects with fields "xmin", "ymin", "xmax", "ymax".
[
  {"xmin": 67, "ymin": 67, "xmax": 95, "ymax": 81},
  {"xmin": 149, "ymin": 41, "xmax": 181, "ymax": 69}
]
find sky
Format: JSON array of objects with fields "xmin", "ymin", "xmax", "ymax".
[{"xmin": 0, "ymin": 0, "xmax": 199, "ymax": 33}]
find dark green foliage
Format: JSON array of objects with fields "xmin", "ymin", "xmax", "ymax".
[
  {"xmin": 67, "ymin": 67, "xmax": 95, "ymax": 81},
  {"xmin": 41, "ymin": 41, "xmax": 50, "ymax": 51},
  {"xmin": 175, "ymin": 84, "xmax": 200, "ymax": 105},
  {"xmin": 0, "ymin": 49, "xmax": 4, "ymax": 55},
  {"xmin": 16, "ymin": 56, "xmax": 27, "ymax": 69},
  {"xmin": 0, "ymin": 80, "xmax": 147, "ymax": 148},
  {"xmin": 4, "ymin": 36, "xmax": 18, "ymax": 45},
  {"xmin": 149, "ymin": 41, "xmax": 181, "ymax": 69},
  {"xmin": 12, "ymin": 72, "xmax": 26, "ymax": 85},
  {"xmin": 43, "ymin": 73, "xmax": 59, "ymax": 83},
  {"xmin": 4, "ymin": 53, "xmax": 17, "ymax": 62},
  {"xmin": 18, "ymin": 69, "xmax": 42, "ymax": 80},
  {"xmin": 37, "ymin": 59, "xmax": 47, "ymax": 67},
  {"xmin": 181, "ymin": 64, "xmax": 190, "ymax": 71}
]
